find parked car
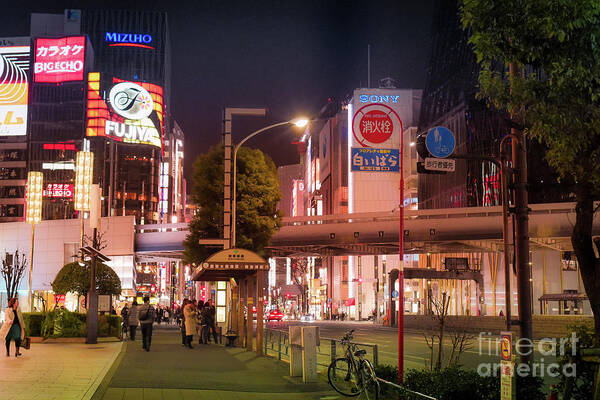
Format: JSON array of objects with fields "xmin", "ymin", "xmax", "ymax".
[
  {"xmin": 299, "ymin": 314, "xmax": 315, "ymax": 322},
  {"xmin": 266, "ymin": 309, "xmax": 285, "ymax": 321}
]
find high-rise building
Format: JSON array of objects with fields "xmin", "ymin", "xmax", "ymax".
[{"xmin": 24, "ymin": 9, "xmax": 184, "ymax": 224}]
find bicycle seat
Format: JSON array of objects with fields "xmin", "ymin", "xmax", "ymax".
[{"xmin": 354, "ymin": 349, "xmax": 367, "ymax": 357}]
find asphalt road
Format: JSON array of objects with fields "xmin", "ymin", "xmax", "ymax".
[{"xmin": 265, "ymin": 320, "xmax": 560, "ymax": 380}]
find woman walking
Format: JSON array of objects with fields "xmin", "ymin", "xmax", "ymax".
[
  {"xmin": 0, "ymin": 297, "xmax": 25, "ymax": 357},
  {"xmin": 183, "ymin": 300, "xmax": 196, "ymax": 349},
  {"xmin": 128, "ymin": 300, "xmax": 139, "ymax": 340}
]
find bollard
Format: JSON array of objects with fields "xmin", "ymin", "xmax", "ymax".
[
  {"xmin": 330, "ymin": 339, "xmax": 336, "ymax": 364},
  {"xmin": 373, "ymin": 344, "xmax": 378, "ymax": 367},
  {"xmin": 301, "ymin": 326, "xmax": 319, "ymax": 383},
  {"xmin": 278, "ymin": 331, "xmax": 282, "ymax": 360},
  {"xmin": 289, "ymin": 326, "xmax": 303, "ymax": 377}
]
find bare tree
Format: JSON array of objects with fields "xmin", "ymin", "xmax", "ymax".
[
  {"xmin": 447, "ymin": 328, "xmax": 474, "ymax": 367},
  {"xmin": 291, "ymin": 258, "xmax": 309, "ymax": 314},
  {"xmin": 83, "ymin": 229, "xmax": 108, "ymax": 251},
  {"xmin": 1, "ymin": 250, "xmax": 28, "ymax": 299},
  {"xmin": 433, "ymin": 292, "xmax": 451, "ymax": 370}
]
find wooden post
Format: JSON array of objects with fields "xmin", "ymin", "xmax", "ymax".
[
  {"xmin": 246, "ymin": 276, "xmax": 254, "ymax": 351},
  {"xmin": 256, "ymin": 271, "xmax": 264, "ymax": 356},
  {"xmin": 238, "ymin": 278, "xmax": 246, "ymax": 347},
  {"xmin": 231, "ymin": 284, "xmax": 239, "ymax": 333}
]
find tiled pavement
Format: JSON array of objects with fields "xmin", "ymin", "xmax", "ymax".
[
  {"xmin": 0, "ymin": 340, "xmax": 123, "ymax": 400},
  {"xmin": 100, "ymin": 328, "xmax": 339, "ymax": 400}
]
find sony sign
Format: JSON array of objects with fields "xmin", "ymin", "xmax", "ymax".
[
  {"xmin": 105, "ymin": 120, "xmax": 161, "ymax": 148},
  {"xmin": 359, "ymin": 94, "xmax": 401, "ymax": 104}
]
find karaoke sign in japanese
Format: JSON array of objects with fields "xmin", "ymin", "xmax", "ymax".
[
  {"xmin": 351, "ymin": 148, "xmax": 399, "ymax": 172},
  {"xmin": 43, "ymin": 183, "xmax": 74, "ymax": 198},
  {"xmin": 34, "ymin": 36, "xmax": 86, "ymax": 83}
]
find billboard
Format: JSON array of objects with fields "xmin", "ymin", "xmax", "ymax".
[
  {"xmin": 86, "ymin": 73, "xmax": 164, "ymax": 148},
  {"xmin": 0, "ymin": 44, "xmax": 30, "ymax": 136},
  {"xmin": 33, "ymin": 36, "xmax": 86, "ymax": 83}
]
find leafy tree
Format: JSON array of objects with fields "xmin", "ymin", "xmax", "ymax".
[
  {"xmin": 184, "ymin": 144, "xmax": 282, "ymax": 264},
  {"xmin": 52, "ymin": 261, "xmax": 122, "ymax": 301},
  {"xmin": 461, "ymin": 1, "xmax": 600, "ymax": 339}
]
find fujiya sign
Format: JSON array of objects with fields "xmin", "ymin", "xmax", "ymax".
[
  {"xmin": 34, "ymin": 36, "xmax": 85, "ymax": 83},
  {"xmin": 105, "ymin": 32, "xmax": 154, "ymax": 49},
  {"xmin": 109, "ymin": 82, "xmax": 154, "ymax": 120},
  {"xmin": 105, "ymin": 120, "xmax": 161, "ymax": 148}
]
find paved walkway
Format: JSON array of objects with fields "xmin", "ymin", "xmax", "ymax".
[
  {"xmin": 0, "ymin": 340, "xmax": 123, "ymax": 400},
  {"xmin": 100, "ymin": 328, "xmax": 338, "ymax": 400}
]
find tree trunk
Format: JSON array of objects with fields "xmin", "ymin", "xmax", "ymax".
[{"xmin": 571, "ymin": 185, "xmax": 600, "ymax": 344}]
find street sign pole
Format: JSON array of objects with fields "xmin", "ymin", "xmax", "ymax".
[{"xmin": 398, "ymin": 121, "xmax": 405, "ymax": 384}]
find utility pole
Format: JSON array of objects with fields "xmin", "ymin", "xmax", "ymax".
[
  {"xmin": 86, "ymin": 184, "xmax": 101, "ymax": 345},
  {"xmin": 510, "ymin": 63, "xmax": 533, "ymax": 366}
]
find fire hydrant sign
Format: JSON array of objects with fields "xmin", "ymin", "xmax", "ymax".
[{"xmin": 500, "ymin": 332, "xmax": 513, "ymax": 400}]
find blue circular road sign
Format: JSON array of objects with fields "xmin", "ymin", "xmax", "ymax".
[
  {"xmin": 426, "ymin": 126, "xmax": 455, "ymax": 158},
  {"xmin": 391, "ymin": 290, "xmax": 399, "ymax": 298}
]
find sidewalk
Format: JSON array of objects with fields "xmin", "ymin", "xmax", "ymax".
[
  {"xmin": 0, "ymin": 340, "xmax": 123, "ymax": 400},
  {"xmin": 100, "ymin": 328, "xmax": 338, "ymax": 400}
]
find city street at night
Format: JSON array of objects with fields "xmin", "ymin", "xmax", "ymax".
[{"xmin": 1, "ymin": 1, "xmax": 599, "ymax": 399}]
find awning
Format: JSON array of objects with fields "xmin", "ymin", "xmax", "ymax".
[{"xmin": 192, "ymin": 248, "xmax": 269, "ymax": 281}]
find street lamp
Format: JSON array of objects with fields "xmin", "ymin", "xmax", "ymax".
[
  {"xmin": 231, "ymin": 118, "xmax": 309, "ymax": 248},
  {"xmin": 26, "ymin": 171, "xmax": 43, "ymax": 312},
  {"xmin": 75, "ymin": 151, "xmax": 94, "ymax": 247}
]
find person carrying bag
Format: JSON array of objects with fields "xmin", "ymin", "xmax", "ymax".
[{"xmin": 0, "ymin": 297, "xmax": 26, "ymax": 357}]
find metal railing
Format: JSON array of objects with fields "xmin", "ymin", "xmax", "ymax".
[{"xmin": 263, "ymin": 328, "xmax": 437, "ymax": 399}]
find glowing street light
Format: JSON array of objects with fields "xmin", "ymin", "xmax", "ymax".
[
  {"xmin": 26, "ymin": 171, "xmax": 43, "ymax": 311},
  {"xmin": 231, "ymin": 117, "xmax": 310, "ymax": 247},
  {"xmin": 75, "ymin": 151, "xmax": 94, "ymax": 212}
]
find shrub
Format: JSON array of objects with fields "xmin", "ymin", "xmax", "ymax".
[
  {"xmin": 22, "ymin": 312, "xmax": 45, "ymax": 336},
  {"xmin": 557, "ymin": 323, "xmax": 596, "ymax": 400},
  {"xmin": 41, "ymin": 310, "xmax": 85, "ymax": 338},
  {"xmin": 373, "ymin": 364, "xmax": 545, "ymax": 400}
]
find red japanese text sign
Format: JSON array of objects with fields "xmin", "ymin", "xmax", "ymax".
[
  {"xmin": 43, "ymin": 183, "xmax": 74, "ymax": 198},
  {"xmin": 34, "ymin": 36, "xmax": 86, "ymax": 83}
]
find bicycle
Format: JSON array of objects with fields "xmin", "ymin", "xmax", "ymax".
[{"xmin": 327, "ymin": 329, "xmax": 380, "ymax": 399}]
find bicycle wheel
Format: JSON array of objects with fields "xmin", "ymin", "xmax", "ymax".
[
  {"xmin": 359, "ymin": 360, "xmax": 380, "ymax": 400},
  {"xmin": 328, "ymin": 357, "xmax": 363, "ymax": 397}
]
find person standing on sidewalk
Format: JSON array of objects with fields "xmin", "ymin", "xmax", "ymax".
[
  {"xmin": 202, "ymin": 300, "xmax": 218, "ymax": 344},
  {"xmin": 128, "ymin": 300, "xmax": 139, "ymax": 341},
  {"xmin": 138, "ymin": 297, "xmax": 155, "ymax": 351},
  {"xmin": 183, "ymin": 300, "xmax": 196, "ymax": 349},
  {"xmin": 0, "ymin": 297, "xmax": 25, "ymax": 357},
  {"xmin": 120, "ymin": 305, "xmax": 129, "ymax": 341}
]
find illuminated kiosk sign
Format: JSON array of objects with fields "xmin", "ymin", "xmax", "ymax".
[
  {"xmin": 105, "ymin": 32, "xmax": 154, "ymax": 49},
  {"xmin": 33, "ymin": 36, "xmax": 85, "ymax": 83},
  {"xmin": 86, "ymin": 73, "xmax": 164, "ymax": 149}
]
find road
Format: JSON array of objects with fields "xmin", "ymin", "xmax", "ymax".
[{"xmin": 265, "ymin": 320, "xmax": 559, "ymax": 379}]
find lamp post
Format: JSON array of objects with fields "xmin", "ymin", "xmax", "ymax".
[
  {"xmin": 231, "ymin": 118, "xmax": 309, "ymax": 248},
  {"xmin": 75, "ymin": 151, "xmax": 94, "ymax": 246},
  {"xmin": 25, "ymin": 171, "xmax": 43, "ymax": 312}
]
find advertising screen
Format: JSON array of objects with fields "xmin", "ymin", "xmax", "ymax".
[
  {"xmin": 33, "ymin": 36, "xmax": 85, "ymax": 83},
  {"xmin": 86, "ymin": 73, "xmax": 164, "ymax": 149},
  {"xmin": 0, "ymin": 45, "xmax": 30, "ymax": 136}
]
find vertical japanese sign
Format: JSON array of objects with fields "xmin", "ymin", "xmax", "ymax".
[
  {"xmin": 0, "ymin": 44, "xmax": 29, "ymax": 136},
  {"xmin": 33, "ymin": 36, "xmax": 85, "ymax": 83},
  {"xmin": 500, "ymin": 332, "xmax": 514, "ymax": 400}
]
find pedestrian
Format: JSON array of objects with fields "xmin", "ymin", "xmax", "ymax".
[
  {"xmin": 179, "ymin": 300, "xmax": 189, "ymax": 346},
  {"xmin": 110, "ymin": 306, "xmax": 117, "ymax": 315},
  {"xmin": 183, "ymin": 300, "xmax": 196, "ymax": 349},
  {"xmin": 120, "ymin": 305, "xmax": 129, "ymax": 341},
  {"xmin": 196, "ymin": 300, "xmax": 205, "ymax": 344},
  {"xmin": 163, "ymin": 308, "xmax": 170, "ymax": 324},
  {"xmin": 128, "ymin": 300, "xmax": 139, "ymax": 341},
  {"xmin": 203, "ymin": 300, "xmax": 218, "ymax": 344},
  {"xmin": 138, "ymin": 296, "xmax": 155, "ymax": 351},
  {"xmin": 0, "ymin": 297, "xmax": 25, "ymax": 357}
]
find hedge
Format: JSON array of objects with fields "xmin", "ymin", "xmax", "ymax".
[{"xmin": 18, "ymin": 311, "xmax": 122, "ymax": 339}]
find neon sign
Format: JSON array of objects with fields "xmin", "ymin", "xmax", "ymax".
[
  {"xmin": 0, "ymin": 45, "xmax": 29, "ymax": 136},
  {"xmin": 43, "ymin": 183, "xmax": 74, "ymax": 198},
  {"xmin": 359, "ymin": 94, "xmax": 401, "ymax": 103},
  {"xmin": 105, "ymin": 32, "xmax": 154, "ymax": 49},
  {"xmin": 33, "ymin": 36, "xmax": 85, "ymax": 83}
]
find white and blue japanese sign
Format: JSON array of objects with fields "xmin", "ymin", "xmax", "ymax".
[
  {"xmin": 351, "ymin": 148, "xmax": 399, "ymax": 172},
  {"xmin": 426, "ymin": 126, "xmax": 455, "ymax": 158}
]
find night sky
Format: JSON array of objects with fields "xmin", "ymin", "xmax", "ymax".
[{"xmin": 2, "ymin": 0, "xmax": 435, "ymax": 182}]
